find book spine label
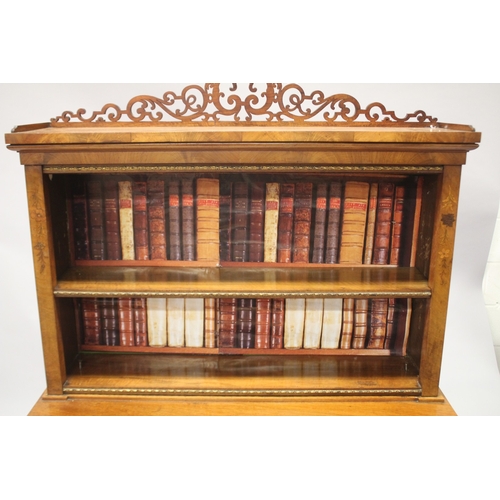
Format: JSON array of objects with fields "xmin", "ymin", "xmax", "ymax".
[
  {"xmin": 72, "ymin": 178, "xmax": 90, "ymax": 260},
  {"xmin": 185, "ymin": 298, "xmax": 204, "ymax": 347},
  {"xmin": 232, "ymin": 182, "xmax": 249, "ymax": 262},
  {"xmin": 321, "ymin": 298, "xmax": 343, "ymax": 349},
  {"xmin": 372, "ymin": 183, "xmax": 395, "ymax": 265},
  {"xmin": 182, "ymin": 178, "xmax": 196, "ymax": 261},
  {"xmin": 277, "ymin": 184, "xmax": 295, "ymax": 263},
  {"xmin": 204, "ymin": 298, "xmax": 217, "ymax": 348},
  {"xmin": 292, "ymin": 183, "xmax": 313, "ymax": 263},
  {"xmin": 133, "ymin": 181, "xmax": 149, "ymax": 261},
  {"xmin": 237, "ymin": 298, "xmax": 255, "ymax": 348},
  {"xmin": 367, "ymin": 298, "xmax": 388, "ymax": 349},
  {"xmin": 303, "ymin": 298, "xmax": 324, "ymax": 349},
  {"xmin": 87, "ymin": 180, "xmax": 106, "ymax": 260},
  {"xmin": 196, "ymin": 178, "xmax": 220, "ymax": 261},
  {"xmin": 284, "ymin": 298, "xmax": 305, "ymax": 349},
  {"xmin": 167, "ymin": 297, "xmax": 185, "ymax": 347},
  {"xmin": 103, "ymin": 180, "xmax": 121, "ymax": 260},
  {"xmin": 352, "ymin": 299, "xmax": 369, "ymax": 349},
  {"xmin": 118, "ymin": 298, "xmax": 135, "ymax": 346},
  {"xmin": 255, "ymin": 298, "xmax": 272, "ymax": 348},
  {"xmin": 270, "ymin": 299, "xmax": 285, "ymax": 348},
  {"xmin": 101, "ymin": 298, "xmax": 119, "ymax": 346},
  {"xmin": 118, "ymin": 181, "xmax": 135, "ymax": 260},
  {"xmin": 218, "ymin": 298, "xmax": 237, "ymax": 347},
  {"xmin": 249, "ymin": 182, "xmax": 265, "ymax": 263},
  {"xmin": 168, "ymin": 180, "xmax": 182, "ymax": 260},
  {"xmin": 134, "ymin": 298, "xmax": 148, "ymax": 346},
  {"xmin": 147, "ymin": 179, "xmax": 167, "ymax": 260},
  {"xmin": 312, "ymin": 184, "xmax": 327, "ymax": 263},
  {"xmin": 340, "ymin": 298, "xmax": 354, "ymax": 349},
  {"xmin": 147, "ymin": 298, "xmax": 167, "ymax": 347},
  {"xmin": 82, "ymin": 298, "xmax": 101, "ymax": 345},
  {"xmin": 263, "ymin": 183, "xmax": 280, "ymax": 262},
  {"xmin": 325, "ymin": 182, "xmax": 342, "ymax": 263}
]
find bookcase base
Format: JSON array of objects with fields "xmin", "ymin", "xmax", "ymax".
[{"xmin": 28, "ymin": 390, "xmax": 456, "ymax": 416}]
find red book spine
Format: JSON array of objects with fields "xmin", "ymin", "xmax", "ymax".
[
  {"xmin": 292, "ymin": 183, "xmax": 313, "ymax": 263},
  {"xmin": 232, "ymin": 182, "xmax": 249, "ymax": 262},
  {"xmin": 87, "ymin": 180, "xmax": 106, "ymax": 260},
  {"xmin": 270, "ymin": 299, "xmax": 285, "ymax": 349},
  {"xmin": 134, "ymin": 298, "xmax": 148, "ymax": 346},
  {"xmin": 237, "ymin": 298, "xmax": 255, "ymax": 349},
  {"xmin": 148, "ymin": 180, "xmax": 167, "ymax": 260},
  {"xmin": 181, "ymin": 178, "xmax": 196, "ymax": 261},
  {"xmin": 255, "ymin": 298, "xmax": 272, "ymax": 348},
  {"xmin": 325, "ymin": 182, "xmax": 342, "ymax": 263},
  {"xmin": 168, "ymin": 180, "xmax": 182, "ymax": 260},
  {"xmin": 249, "ymin": 182, "xmax": 265, "ymax": 262},
  {"xmin": 367, "ymin": 299, "xmax": 388, "ymax": 349},
  {"xmin": 82, "ymin": 298, "xmax": 101, "ymax": 345},
  {"xmin": 100, "ymin": 298, "xmax": 119, "ymax": 346},
  {"xmin": 390, "ymin": 185, "xmax": 405, "ymax": 266},
  {"xmin": 71, "ymin": 177, "xmax": 90, "ymax": 260},
  {"xmin": 103, "ymin": 180, "xmax": 121, "ymax": 260},
  {"xmin": 133, "ymin": 181, "xmax": 149, "ymax": 260},
  {"xmin": 312, "ymin": 184, "xmax": 328, "ymax": 263},
  {"xmin": 277, "ymin": 184, "xmax": 295, "ymax": 263},
  {"xmin": 118, "ymin": 298, "xmax": 135, "ymax": 346},
  {"xmin": 219, "ymin": 181, "xmax": 233, "ymax": 262},
  {"xmin": 218, "ymin": 298, "xmax": 237, "ymax": 347},
  {"xmin": 372, "ymin": 183, "xmax": 395, "ymax": 265}
]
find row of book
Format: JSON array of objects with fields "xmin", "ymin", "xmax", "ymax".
[
  {"xmin": 80, "ymin": 297, "xmax": 412, "ymax": 352},
  {"xmin": 71, "ymin": 175, "xmax": 421, "ymax": 266}
]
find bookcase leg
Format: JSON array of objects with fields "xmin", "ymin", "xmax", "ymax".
[
  {"xmin": 420, "ymin": 165, "xmax": 461, "ymax": 397},
  {"xmin": 25, "ymin": 165, "xmax": 66, "ymax": 395}
]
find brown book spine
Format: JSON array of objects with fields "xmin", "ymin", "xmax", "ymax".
[
  {"xmin": 367, "ymin": 298, "xmax": 388, "ymax": 349},
  {"xmin": 134, "ymin": 298, "xmax": 148, "ymax": 346},
  {"xmin": 270, "ymin": 299, "xmax": 285, "ymax": 349},
  {"xmin": 390, "ymin": 185, "xmax": 405, "ymax": 266},
  {"xmin": 218, "ymin": 298, "xmax": 237, "ymax": 348},
  {"xmin": 325, "ymin": 182, "xmax": 342, "ymax": 264},
  {"xmin": 255, "ymin": 298, "xmax": 272, "ymax": 349},
  {"xmin": 232, "ymin": 182, "xmax": 249, "ymax": 262},
  {"xmin": 181, "ymin": 178, "xmax": 196, "ymax": 261},
  {"xmin": 100, "ymin": 298, "xmax": 119, "ymax": 346},
  {"xmin": 372, "ymin": 183, "xmax": 395, "ymax": 265},
  {"xmin": 133, "ymin": 181, "xmax": 149, "ymax": 261},
  {"xmin": 204, "ymin": 298, "xmax": 216, "ymax": 348},
  {"xmin": 312, "ymin": 184, "xmax": 328, "ymax": 263},
  {"xmin": 147, "ymin": 180, "xmax": 167, "ymax": 260},
  {"xmin": 292, "ymin": 182, "xmax": 313, "ymax": 263},
  {"xmin": 249, "ymin": 182, "xmax": 265, "ymax": 263},
  {"xmin": 196, "ymin": 178, "xmax": 220, "ymax": 262},
  {"xmin": 219, "ymin": 181, "xmax": 233, "ymax": 262},
  {"xmin": 71, "ymin": 177, "xmax": 90, "ymax": 260},
  {"xmin": 237, "ymin": 298, "xmax": 255, "ymax": 348},
  {"xmin": 384, "ymin": 299, "xmax": 396, "ymax": 350},
  {"xmin": 82, "ymin": 298, "xmax": 101, "ymax": 345},
  {"xmin": 118, "ymin": 298, "xmax": 135, "ymax": 346},
  {"xmin": 363, "ymin": 183, "xmax": 378, "ymax": 264},
  {"xmin": 340, "ymin": 298, "xmax": 354, "ymax": 349},
  {"xmin": 103, "ymin": 180, "xmax": 121, "ymax": 260},
  {"xmin": 168, "ymin": 180, "xmax": 182, "ymax": 260},
  {"xmin": 87, "ymin": 180, "xmax": 106, "ymax": 260},
  {"xmin": 352, "ymin": 299, "xmax": 369, "ymax": 349},
  {"xmin": 277, "ymin": 183, "xmax": 295, "ymax": 263}
]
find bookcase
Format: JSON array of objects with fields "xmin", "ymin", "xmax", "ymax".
[{"xmin": 5, "ymin": 84, "xmax": 481, "ymax": 415}]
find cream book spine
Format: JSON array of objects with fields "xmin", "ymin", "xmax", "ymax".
[
  {"xmin": 321, "ymin": 298, "xmax": 343, "ymax": 348},
  {"xmin": 303, "ymin": 298, "xmax": 324, "ymax": 349},
  {"xmin": 185, "ymin": 298, "xmax": 204, "ymax": 347},
  {"xmin": 284, "ymin": 298, "xmax": 305, "ymax": 349},
  {"xmin": 118, "ymin": 181, "xmax": 135, "ymax": 260},
  {"xmin": 147, "ymin": 297, "xmax": 167, "ymax": 347},
  {"xmin": 167, "ymin": 297, "xmax": 185, "ymax": 347},
  {"xmin": 264, "ymin": 183, "xmax": 280, "ymax": 262}
]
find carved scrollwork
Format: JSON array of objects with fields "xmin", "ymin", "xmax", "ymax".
[{"xmin": 51, "ymin": 83, "xmax": 438, "ymax": 126}]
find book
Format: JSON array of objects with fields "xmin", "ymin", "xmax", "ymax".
[
  {"xmin": 384, "ymin": 299, "xmax": 396, "ymax": 350},
  {"xmin": 181, "ymin": 178, "xmax": 196, "ymax": 261},
  {"xmin": 134, "ymin": 298, "xmax": 148, "ymax": 347},
  {"xmin": 185, "ymin": 298, "xmax": 204, "ymax": 347},
  {"xmin": 367, "ymin": 298, "xmax": 388, "ymax": 349},
  {"xmin": 255, "ymin": 298, "xmax": 272, "ymax": 349},
  {"xmin": 133, "ymin": 180, "xmax": 149, "ymax": 261},
  {"xmin": 363, "ymin": 183, "xmax": 378, "ymax": 264},
  {"xmin": 284, "ymin": 298, "xmax": 305, "ymax": 349},
  {"xmin": 118, "ymin": 181, "xmax": 135, "ymax": 260},
  {"xmin": 292, "ymin": 182, "xmax": 313, "ymax": 263},
  {"xmin": 311, "ymin": 184, "xmax": 328, "ymax": 263},
  {"xmin": 118, "ymin": 298, "xmax": 135, "ymax": 346},
  {"xmin": 339, "ymin": 181, "xmax": 370, "ymax": 264},
  {"xmin": 168, "ymin": 180, "xmax": 182, "ymax": 261},
  {"xmin": 277, "ymin": 183, "xmax": 295, "ymax": 263},
  {"xmin": 147, "ymin": 298, "xmax": 167, "ymax": 347},
  {"xmin": 340, "ymin": 298, "xmax": 354, "ymax": 349},
  {"xmin": 390, "ymin": 185, "xmax": 405, "ymax": 266},
  {"xmin": 87, "ymin": 179, "xmax": 106, "ymax": 260},
  {"xmin": 82, "ymin": 298, "xmax": 101, "ymax": 345},
  {"xmin": 196, "ymin": 178, "xmax": 220, "ymax": 262},
  {"xmin": 351, "ymin": 298, "xmax": 369, "ymax": 349},
  {"xmin": 147, "ymin": 179, "xmax": 167, "ymax": 260},
  {"xmin": 303, "ymin": 298, "xmax": 324, "ymax": 349},
  {"xmin": 101, "ymin": 298, "xmax": 119, "ymax": 346},
  {"xmin": 204, "ymin": 298, "xmax": 217, "ymax": 348},
  {"xmin": 219, "ymin": 181, "xmax": 233, "ymax": 262},
  {"xmin": 321, "ymin": 298, "xmax": 343, "ymax": 349},
  {"xmin": 248, "ymin": 182, "xmax": 265, "ymax": 263},
  {"xmin": 218, "ymin": 298, "xmax": 237, "ymax": 347},
  {"xmin": 232, "ymin": 182, "xmax": 249, "ymax": 262},
  {"xmin": 71, "ymin": 177, "xmax": 90, "ymax": 260},
  {"xmin": 103, "ymin": 180, "xmax": 121, "ymax": 260},
  {"xmin": 237, "ymin": 298, "xmax": 255, "ymax": 348},
  {"xmin": 372, "ymin": 183, "xmax": 395, "ymax": 265},
  {"xmin": 263, "ymin": 183, "xmax": 280, "ymax": 263},
  {"xmin": 325, "ymin": 181, "xmax": 342, "ymax": 263},
  {"xmin": 270, "ymin": 299, "xmax": 285, "ymax": 349},
  {"xmin": 167, "ymin": 297, "xmax": 185, "ymax": 347}
]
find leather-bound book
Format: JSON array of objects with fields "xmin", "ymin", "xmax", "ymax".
[
  {"xmin": 133, "ymin": 181, "xmax": 149, "ymax": 261},
  {"xmin": 292, "ymin": 182, "xmax": 313, "ymax": 263},
  {"xmin": 71, "ymin": 177, "xmax": 90, "ymax": 260},
  {"xmin": 340, "ymin": 298, "xmax": 354, "ymax": 349},
  {"xmin": 185, "ymin": 298, "xmax": 204, "ymax": 347},
  {"xmin": 167, "ymin": 297, "xmax": 185, "ymax": 347},
  {"xmin": 103, "ymin": 180, "xmax": 121, "ymax": 260},
  {"xmin": 204, "ymin": 298, "xmax": 217, "ymax": 348},
  {"xmin": 339, "ymin": 181, "xmax": 370, "ymax": 264},
  {"xmin": 255, "ymin": 298, "xmax": 271, "ymax": 349},
  {"xmin": 263, "ymin": 183, "xmax": 280, "ymax": 263},
  {"xmin": 303, "ymin": 298, "xmax": 324, "ymax": 349},
  {"xmin": 219, "ymin": 181, "xmax": 233, "ymax": 262},
  {"xmin": 270, "ymin": 299, "xmax": 285, "ymax": 349},
  {"xmin": 232, "ymin": 182, "xmax": 249, "ymax": 262},
  {"xmin": 118, "ymin": 298, "xmax": 135, "ymax": 346},
  {"xmin": 134, "ymin": 298, "xmax": 148, "ymax": 347},
  {"xmin": 118, "ymin": 181, "xmax": 135, "ymax": 260},
  {"xmin": 363, "ymin": 183, "xmax": 378, "ymax": 264},
  {"xmin": 218, "ymin": 298, "xmax": 237, "ymax": 348},
  {"xmin": 181, "ymin": 178, "xmax": 196, "ymax": 261},
  {"xmin": 372, "ymin": 183, "xmax": 395, "ymax": 265},
  {"xmin": 237, "ymin": 298, "xmax": 255, "ymax": 349},
  {"xmin": 284, "ymin": 298, "xmax": 305, "ymax": 349},
  {"xmin": 384, "ymin": 299, "xmax": 396, "ymax": 350},
  {"xmin": 248, "ymin": 182, "xmax": 265, "ymax": 262},
  {"xmin": 196, "ymin": 178, "xmax": 220, "ymax": 262},
  {"xmin": 147, "ymin": 297, "xmax": 167, "ymax": 347},
  {"xmin": 277, "ymin": 183, "xmax": 295, "ymax": 263},
  {"xmin": 321, "ymin": 298, "xmax": 343, "ymax": 349},
  {"xmin": 325, "ymin": 181, "xmax": 342, "ymax": 263},
  {"xmin": 351, "ymin": 298, "xmax": 369, "ymax": 349},
  {"xmin": 367, "ymin": 298, "xmax": 388, "ymax": 349},
  {"xmin": 390, "ymin": 185, "xmax": 405, "ymax": 266},
  {"xmin": 87, "ymin": 179, "xmax": 106, "ymax": 260},
  {"xmin": 311, "ymin": 184, "xmax": 328, "ymax": 263},
  {"xmin": 82, "ymin": 298, "xmax": 101, "ymax": 345},
  {"xmin": 168, "ymin": 180, "xmax": 182, "ymax": 261},
  {"xmin": 101, "ymin": 298, "xmax": 119, "ymax": 346},
  {"xmin": 147, "ymin": 179, "xmax": 167, "ymax": 260}
]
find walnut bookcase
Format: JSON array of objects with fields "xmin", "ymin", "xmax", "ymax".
[{"xmin": 5, "ymin": 84, "xmax": 481, "ymax": 416}]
